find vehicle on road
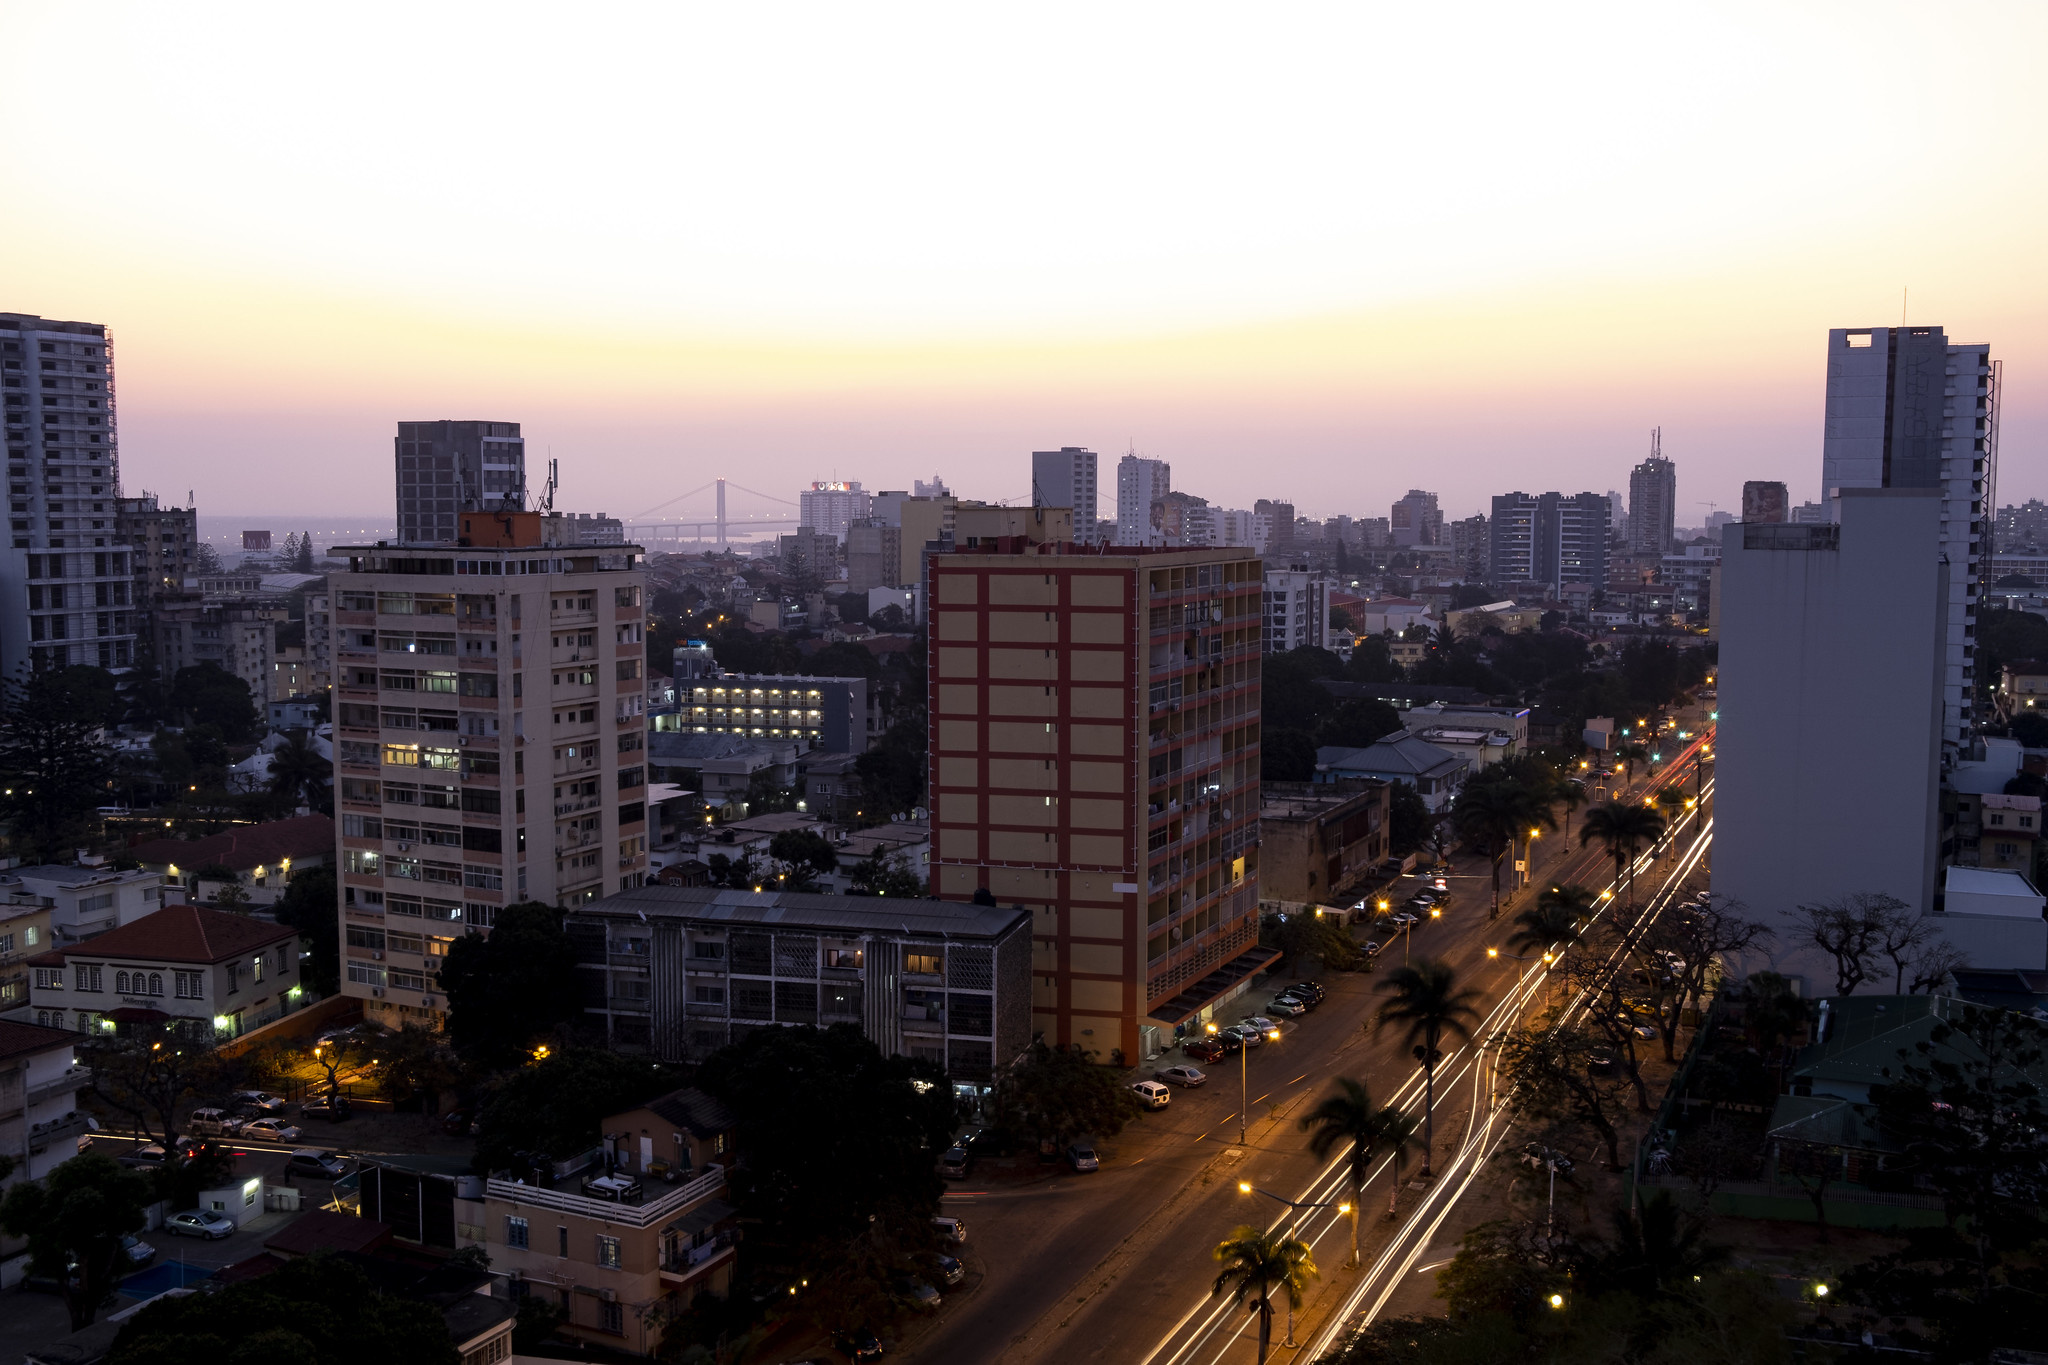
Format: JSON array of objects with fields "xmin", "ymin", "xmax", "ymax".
[
  {"xmin": 1156, "ymin": 1066, "xmax": 1206, "ymax": 1088},
  {"xmin": 120, "ymin": 1234, "xmax": 156, "ymax": 1267},
  {"xmin": 836, "ymin": 1329, "xmax": 885, "ymax": 1362},
  {"xmin": 932, "ymin": 1216, "xmax": 967, "ymax": 1245},
  {"xmin": 1065, "ymin": 1142, "xmax": 1100, "ymax": 1173},
  {"xmin": 893, "ymin": 1277, "xmax": 941, "ymax": 1310},
  {"xmin": 1225, "ymin": 1024, "xmax": 1266, "ymax": 1048},
  {"xmin": 239, "ymin": 1118, "xmax": 303, "ymax": 1143},
  {"xmin": 302, "ymin": 1094, "xmax": 353, "ymax": 1122},
  {"xmin": 1361, "ymin": 940, "xmax": 1383, "ymax": 957},
  {"xmin": 935, "ymin": 1254, "xmax": 965, "ymax": 1286},
  {"xmin": 232, "ymin": 1091, "xmax": 287, "ymax": 1114},
  {"xmin": 1265, "ymin": 997, "xmax": 1307, "ymax": 1017},
  {"xmin": 440, "ymin": 1109, "xmax": 475, "ymax": 1136},
  {"xmin": 285, "ymin": 1149, "xmax": 348, "ymax": 1180},
  {"xmin": 1388, "ymin": 911, "xmax": 1421, "ymax": 929},
  {"xmin": 119, "ymin": 1143, "xmax": 176, "ymax": 1170},
  {"xmin": 1128, "ymin": 1080, "xmax": 1170, "ymax": 1110},
  {"xmin": 938, "ymin": 1143, "xmax": 974, "ymax": 1179},
  {"xmin": 1182, "ymin": 1037, "xmax": 1227, "ymax": 1062},
  {"xmin": 1283, "ymin": 982, "xmax": 1326, "ymax": 1002},
  {"xmin": 188, "ymin": 1108, "xmax": 241, "ymax": 1138},
  {"xmin": 164, "ymin": 1209, "xmax": 236, "ymax": 1240}
]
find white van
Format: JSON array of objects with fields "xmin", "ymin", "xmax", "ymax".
[{"xmin": 1128, "ymin": 1080, "xmax": 1170, "ymax": 1111}]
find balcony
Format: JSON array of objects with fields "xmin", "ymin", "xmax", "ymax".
[
  {"xmin": 660, "ymin": 1230, "xmax": 738, "ymax": 1283},
  {"xmin": 27, "ymin": 1065, "xmax": 90, "ymax": 1107}
]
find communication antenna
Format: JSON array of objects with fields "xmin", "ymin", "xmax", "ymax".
[
  {"xmin": 1650, "ymin": 426, "xmax": 1661, "ymax": 460},
  {"xmin": 538, "ymin": 458, "xmax": 558, "ymax": 514}
]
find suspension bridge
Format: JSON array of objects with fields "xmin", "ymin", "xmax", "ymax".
[{"xmin": 626, "ymin": 477, "xmax": 800, "ymax": 548}]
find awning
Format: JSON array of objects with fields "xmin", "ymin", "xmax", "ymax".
[{"xmin": 662, "ymin": 1197, "xmax": 736, "ymax": 1238}]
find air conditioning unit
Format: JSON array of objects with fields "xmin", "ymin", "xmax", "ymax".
[
  {"xmin": 370, "ymin": 987, "xmax": 383, "ymax": 997},
  {"xmin": 597, "ymin": 1288, "xmax": 617, "ymax": 1303},
  {"xmin": 421, "ymin": 995, "xmax": 437, "ymax": 1007},
  {"xmin": 371, "ymin": 950, "xmax": 383, "ymax": 960}
]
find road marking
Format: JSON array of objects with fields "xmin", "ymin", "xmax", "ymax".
[
  {"xmin": 1253, "ymin": 1093, "xmax": 1270, "ymax": 1105},
  {"xmin": 1288, "ymin": 1074, "xmax": 1307, "ymax": 1085}
]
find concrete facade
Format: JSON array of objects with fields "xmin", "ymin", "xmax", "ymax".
[
  {"xmin": 394, "ymin": 420, "xmax": 526, "ymax": 545},
  {"xmin": 1714, "ymin": 490, "xmax": 1947, "ymax": 989},
  {"xmin": 1031, "ymin": 447, "xmax": 1101, "ymax": 544}
]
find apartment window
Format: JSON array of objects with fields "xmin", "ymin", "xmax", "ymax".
[
  {"xmin": 505, "ymin": 1216, "xmax": 529, "ymax": 1249},
  {"xmin": 692, "ymin": 941, "xmax": 725, "ymax": 960},
  {"xmin": 599, "ymin": 1301, "xmax": 623, "ymax": 1335},
  {"xmin": 74, "ymin": 964, "xmax": 103, "ymax": 992},
  {"xmin": 347, "ymin": 962, "xmax": 387, "ymax": 988},
  {"xmin": 34, "ymin": 966, "xmax": 62, "ymax": 990},
  {"xmin": 826, "ymin": 948, "xmax": 863, "ymax": 969},
  {"xmin": 252, "ymin": 955, "xmax": 265, "ymax": 984},
  {"xmin": 174, "ymin": 969, "xmax": 202, "ymax": 998},
  {"xmin": 691, "ymin": 984, "xmax": 725, "ymax": 1004},
  {"xmin": 597, "ymin": 1234, "xmax": 622, "ymax": 1269},
  {"xmin": 1997, "ymin": 842, "xmax": 2020, "ymax": 859},
  {"xmin": 905, "ymin": 951, "xmax": 943, "ymax": 976},
  {"xmin": 558, "ymin": 1225, "xmax": 569, "ymax": 1257}
]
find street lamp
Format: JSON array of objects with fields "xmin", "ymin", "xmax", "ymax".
[{"xmin": 1238, "ymin": 1182, "xmax": 1348, "ymax": 1343}]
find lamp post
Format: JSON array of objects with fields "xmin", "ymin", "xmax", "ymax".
[
  {"xmin": 1208, "ymin": 1023, "xmax": 1281, "ymax": 1146},
  {"xmin": 1237, "ymin": 1182, "xmax": 1349, "ymax": 1347}
]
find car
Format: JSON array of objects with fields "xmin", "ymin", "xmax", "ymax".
[
  {"xmin": 1128, "ymin": 1080, "xmax": 1170, "ymax": 1110},
  {"xmin": 231, "ymin": 1091, "xmax": 287, "ymax": 1115},
  {"xmin": 1065, "ymin": 1142, "xmax": 1100, "ymax": 1173},
  {"xmin": 1265, "ymin": 998, "xmax": 1307, "ymax": 1017},
  {"xmin": 1156, "ymin": 1065, "xmax": 1207, "ymax": 1088},
  {"xmin": 1283, "ymin": 982, "xmax": 1325, "ymax": 1004},
  {"xmin": 935, "ymin": 1253, "xmax": 965, "ymax": 1286},
  {"xmin": 1361, "ymin": 940, "xmax": 1383, "ymax": 957},
  {"xmin": 301, "ymin": 1094, "xmax": 353, "ymax": 1122},
  {"xmin": 188, "ymin": 1108, "xmax": 241, "ymax": 1138},
  {"xmin": 1587, "ymin": 1051, "xmax": 1617, "ymax": 1077},
  {"xmin": 836, "ymin": 1330, "xmax": 885, "ymax": 1362},
  {"xmin": 119, "ymin": 1143, "xmax": 174, "ymax": 1169},
  {"xmin": 1632, "ymin": 1024, "xmax": 1660, "ymax": 1040},
  {"xmin": 164, "ymin": 1209, "xmax": 235, "ymax": 1240},
  {"xmin": 893, "ymin": 1276, "xmax": 942, "ymax": 1310},
  {"xmin": 238, "ymin": 1118, "xmax": 303, "ymax": 1143},
  {"xmin": 1225, "ymin": 1024, "xmax": 1266, "ymax": 1049},
  {"xmin": 120, "ymin": 1234, "xmax": 157, "ymax": 1267},
  {"xmin": 284, "ymin": 1149, "xmax": 347, "ymax": 1180},
  {"xmin": 938, "ymin": 1143, "xmax": 973, "ymax": 1179},
  {"xmin": 1182, "ymin": 1037, "xmax": 1227, "ymax": 1063},
  {"xmin": 1388, "ymin": 911, "xmax": 1421, "ymax": 929},
  {"xmin": 931, "ymin": 1216, "xmax": 967, "ymax": 1245},
  {"xmin": 440, "ymin": 1109, "xmax": 475, "ymax": 1136}
]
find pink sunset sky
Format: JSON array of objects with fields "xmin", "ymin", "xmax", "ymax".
[{"xmin": 5, "ymin": 3, "xmax": 2045, "ymax": 527}]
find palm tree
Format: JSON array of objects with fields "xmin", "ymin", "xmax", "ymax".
[
  {"xmin": 1578, "ymin": 801, "xmax": 1666, "ymax": 909},
  {"xmin": 267, "ymin": 729, "xmax": 329, "ymax": 813},
  {"xmin": 1211, "ymin": 1225, "xmax": 1318, "ymax": 1365},
  {"xmin": 1451, "ymin": 780, "xmax": 1554, "ymax": 919},
  {"xmin": 1299, "ymin": 1079, "xmax": 1421, "ymax": 1262},
  {"xmin": 1615, "ymin": 742, "xmax": 1649, "ymax": 783},
  {"xmin": 1508, "ymin": 884, "xmax": 1594, "ymax": 957},
  {"xmin": 1376, "ymin": 958, "xmax": 1484, "ymax": 1178},
  {"xmin": 1553, "ymin": 772, "xmax": 1588, "ymax": 843}
]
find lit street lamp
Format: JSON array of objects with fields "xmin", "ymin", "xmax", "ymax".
[
  {"xmin": 1237, "ymin": 1182, "xmax": 1350, "ymax": 1346},
  {"xmin": 1207, "ymin": 1021, "xmax": 1282, "ymax": 1146}
]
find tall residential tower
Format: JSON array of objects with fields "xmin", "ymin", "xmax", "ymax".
[
  {"xmin": 1030, "ymin": 447, "xmax": 1101, "ymax": 543},
  {"xmin": 1627, "ymin": 433, "xmax": 1677, "ymax": 557},
  {"xmin": 395, "ymin": 421, "xmax": 527, "ymax": 544}
]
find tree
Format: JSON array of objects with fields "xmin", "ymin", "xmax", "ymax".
[
  {"xmin": 704, "ymin": 851, "xmax": 762, "ymax": 889},
  {"xmin": 1376, "ymin": 958, "xmax": 1483, "ymax": 1176},
  {"xmin": 0, "ymin": 667, "xmax": 117, "ymax": 864},
  {"xmin": 1637, "ymin": 894, "xmax": 1771, "ymax": 1061},
  {"xmin": 1273, "ymin": 909, "xmax": 1362, "ymax": 974},
  {"xmin": 1210, "ymin": 1225, "xmax": 1317, "ymax": 1365},
  {"xmin": 169, "ymin": 662, "xmax": 261, "ymax": 743},
  {"xmin": 192, "ymin": 540, "xmax": 223, "ymax": 575},
  {"xmin": 304, "ymin": 1024, "xmax": 380, "ymax": 1101},
  {"xmin": 694, "ymin": 1024, "xmax": 955, "ymax": 1333},
  {"xmin": 854, "ymin": 717, "xmax": 927, "ymax": 816},
  {"xmin": 0, "ymin": 1152, "xmax": 153, "ymax": 1330},
  {"xmin": 1577, "ymin": 801, "xmax": 1665, "ymax": 908},
  {"xmin": 292, "ymin": 531, "xmax": 317, "ymax": 573},
  {"xmin": 1260, "ymin": 728, "xmax": 1319, "ymax": 782},
  {"xmin": 1386, "ymin": 781, "xmax": 1431, "ymax": 857},
  {"xmin": 1320, "ymin": 697, "xmax": 1402, "ymax": 751},
  {"xmin": 1508, "ymin": 886, "xmax": 1592, "ymax": 958},
  {"xmin": 1299, "ymin": 1078, "xmax": 1418, "ymax": 1265},
  {"xmin": 1578, "ymin": 1191, "xmax": 1729, "ymax": 1299},
  {"xmin": 273, "ymin": 865, "xmax": 340, "ymax": 996},
  {"xmin": 439, "ymin": 901, "xmax": 584, "ymax": 1068},
  {"xmin": 48, "ymin": 664, "xmax": 123, "ymax": 729},
  {"xmin": 768, "ymin": 828, "xmax": 839, "ymax": 878},
  {"xmin": 2012, "ymin": 711, "xmax": 2048, "ymax": 747},
  {"xmin": 1552, "ymin": 774, "xmax": 1587, "ymax": 843},
  {"xmin": 376, "ymin": 1024, "xmax": 462, "ymax": 1111},
  {"xmin": 845, "ymin": 848, "xmax": 926, "ymax": 897},
  {"xmin": 1452, "ymin": 778, "xmax": 1553, "ymax": 919},
  {"xmin": 473, "ymin": 1047, "xmax": 679, "ymax": 1175},
  {"xmin": 268, "ymin": 729, "xmax": 331, "ymax": 812},
  {"xmin": 1793, "ymin": 892, "xmax": 1900, "ymax": 996},
  {"xmin": 105, "ymin": 1252, "xmax": 457, "ymax": 1365},
  {"xmin": 991, "ymin": 1040, "xmax": 1141, "ymax": 1148},
  {"xmin": 85, "ymin": 1020, "xmax": 230, "ymax": 1148},
  {"xmin": 1495, "ymin": 1021, "xmax": 1633, "ymax": 1169}
]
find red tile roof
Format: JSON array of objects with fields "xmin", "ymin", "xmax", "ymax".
[
  {"xmin": 127, "ymin": 813, "xmax": 335, "ymax": 874},
  {"xmin": 39, "ymin": 904, "xmax": 296, "ymax": 965},
  {"xmin": 265, "ymin": 1209, "xmax": 392, "ymax": 1259},
  {"xmin": 0, "ymin": 1018, "xmax": 76, "ymax": 1063}
]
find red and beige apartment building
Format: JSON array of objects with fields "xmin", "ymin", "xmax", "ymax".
[
  {"xmin": 330, "ymin": 512, "xmax": 649, "ymax": 1029},
  {"xmin": 927, "ymin": 509, "xmax": 1267, "ymax": 1063}
]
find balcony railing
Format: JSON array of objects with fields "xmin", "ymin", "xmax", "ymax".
[
  {"xmin": 486, "ymin": 1162, "xmax": 725, "ymax": 1229},
  {"xmin": 26, "ymin": 1065, "xmax": 90, "ymax": 1108}
]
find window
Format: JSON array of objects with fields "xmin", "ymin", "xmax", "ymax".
[
  {"xmin": 692, "ymin": 941, "xmax": 725, "ymax": 960},
  {"xmin": 558, "ymin": 1225, "xmax": 569, "ymax": 1257},
  {"xmin": 174, "ymin": 970, "xmax": 202, "ymax": 998},
  {"xmin": 505, "ymin": 1216, "xmax": 529, "ymax": 1249},
  {"xmin": 347, "ymin": 962, "xmax": 388, "ymax": 988},
  {"xmin": 147, "ymin": 973, "xmax": 162, "ymax": 996},
  {"xmin": 74, "ymin": 964, "xmax": 103, "ymax": 992},
  {"xmin": 345, "ymin": 849, "xmax": 382, "ymax": 875},
  {"xmin": 34, "ymin": 966, "xmax": 62, "ymax": 990},
  {"xmin": 905, "ymin": 951, "xmax": 943, "ymax": 976},
  {"xmin": 692, "ymin": 984, "xmax": 725, "ymax": 1003},
  {"xmin": 253, "ymin": 955, "xmax": 265, "ymax": 983},
  {"xmin": 826, "ymin": 948, "xmax": 864, "ymax": 969},
  {"xmin": 597, "ymin": 1234, "xmax": 622, "ymax": 1269},
  {"xmin": 1997, "ymin": 842, "xmax": 2020, "ymax": 859},
  {"xmin": 599, "ymin": 1301, "xmax": 623, "ymax": 1335},
  {"xmin": 115, "ymin": 971, "xmax": 130, "ymax": 994}
]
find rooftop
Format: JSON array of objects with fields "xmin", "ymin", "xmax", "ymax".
[
  {"xmin": 0, "ymin": 1019, "xmax": 75, "ymax": 1063},
  {"xmin": 33, "ymin": 903, "xmax": 296, "ymax": 966},
  {"xmin": 127, "ymin": 813, "xmax": 336, "ymax": 873},
  {"xmin": 1318, "ymin": 730, "xmax": 1466, "ymax": 777},
  {"xmin": 576, "ymin": 885, "xmax": 1029, "ymax": 940},
  {"xmin": 0, "ymin": 863, "xmax": 157, "ymax": 889},
  {"xmin": 649, "ymin": 732, "xmax": 796, "ymax": 763},
  {"xmin": 1944, "ymin": 864, "xmax": 2044, "ymax": 901},
  {"xmin": 625, "ymin": 1085, "xmax": 737, "ymax": 1139}
]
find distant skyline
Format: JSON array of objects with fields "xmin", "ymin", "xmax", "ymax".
[{"xmin": 6, "ymin": 4, "xmax": 2045, "ymax": 522}]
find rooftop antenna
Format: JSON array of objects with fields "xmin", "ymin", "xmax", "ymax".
[
  {"xmin": 538, "ymin": 457, "xmax": 558, "ymax": 514},
  {"xmin": 1651, "ymin": 426, "xmax": 1661, "ymax": 460}
]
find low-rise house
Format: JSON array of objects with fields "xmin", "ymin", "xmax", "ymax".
[
  {"xmin": 0, "ymin": 1020, "xmax": 90, "ymax": 1183},
  {"xmin": 26, "ymin": 904, "xmax": 303, "ymax": 1039},
  {"xmin": 0, "ymin": 863, "xmax": 165, "ymax": 945},
  {"xmin": 1998, "ymin": 659, "xmax": 2048, "ymax": 724},
  {"xmin": 645, "ymin": 732, "xmax": 801, "ymax": 817},
  {"xmin": 126, "ymin": 812, "xmax": 335, "ymax": 909},
  {"xmin": 1976, "ymin": 792, "xmax": 2042, "ymax": 874},
  {"xmin": 1317, "ymin": 730, "xmax": 1470, "ymax": 812},
  {"xmin": 817, "ymin": 819, "xmax": 931, "ymax": 895},
  {"xmin": 475, "ymin": 1087, "xmax": 737, "ymax": 1354},
  {"xmin": 1935, "ymin": 865, "xmax": 2047, "ymax": 970},
  {"xmin": 800, "ymin": 749, "xmax": 867, "ymax": 825},
  {"xmin": 0, "ymin": 903, "xmax": 53, "ymax": 1016},
  {"xmin": 1446, "ymin": 601, "xmax": 1543, "ymax": 636},
  {"xmin": 1259, "ymin": 780, "xmax": 1390, "ymax": 903},
  {"xmin": 568, "ymin": 886, "xmax": 1031, "ymax": 1079}
]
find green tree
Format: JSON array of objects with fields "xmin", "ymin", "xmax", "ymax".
[
  {"xmin": 1319, "ymin": 697, "xmax": 1402, "ymax": 750},
  {"xmin": 106, "ymin": 1252, "xmax": 457, "ymax": 1365},
  {"xmin": 273, "ymin": 865, "xmax": 340, "ymax": 996},
  {"xmin": 48, "ymin": 664, "xmax": 124, "ymax": 729},
  {"xmin": 802, "ymin": 640, "xmax": 882, "ymax": 680},
  {"xmin": 1452, "ymin": 778, "xmax": 1553, "ymax": 919},
  {"xmin": 854, "ymin": 717, "xmax": 927, "ymax": 816},
  {"xmin": 377, "ymin": 1023, "xmax": 463, "ymax": 1111},
  {"xmin": 1495, "ymin": 1020, "xmax": 1632, "ymax": 1168},
  {"xmin": 769, "ymin": 828, "xmax": 839, "ymax": 877},
  {"xmin": 267, "ymin": 729, "xmax": 331, "ymax": 812},
  {"xmin": 845, "ymin": 849, "xmax": 927, "ymax": 897},
  {"xmin": 1376, "ymin": 958, "xmax": 1483, "ymax": 1177},
  {"xmin": 1260, "ymin": 728, "xmax": 1319, "ymax": 782},
  {"xmin": 473, "ymin": 1047, "xmax": 679, "ymax": 1174},
  {"xmin": 1299, "ymin": 1078, "xmax": 1419, "ymax": 1265},
  {"xmin": 1385, "ymin": 780, "xmax": 1432, "ymax": 857},
  {"xmin": 1577, "ymin": 801, "xmax": 1665, "ymax": 909},
  {"xmin": 292, "ymin": 532, "xmax": 317, "ymax": 573},
  {"xmin": 1274, "ymin": 910, "xmax": 1362, "ymax": 974},
  {"xmin": 992, "ymin": 1040, "xmax": 1142, "ymax": 1148},
  {"xmin": 439, "ymin": 901, "xmax": 584, "ymax": 1068},
  {"xmin": 0, "ymin": 667, "xmax": 117, "ymax": 863},
  {"xmin": 169, "ymin": 662, "xmax": 261, "ymax": 743},
  {"xmin": 304, "ymin": 1024, "xmax": 380, "ymax": 1101},
  {"xmin": 703, "ymin": 850, "xmax": 762, "ymax": 889},
  {"xmin": 1210, "ymin": 1225, "xmax": 1317, "ymax": 1365},
  {"xmin": 85, "ymin": 1020, "xmax": 230, "ymax": 1148},
  {"xmin": 1508, "ymin": 884, "xmax": 1594, "ymax": 958},
  {"xmin": 0, "ymin": 1152, "xmax": 153, "ymax": 1330}
]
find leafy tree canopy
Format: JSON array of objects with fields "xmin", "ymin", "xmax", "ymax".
[
  {"xmin": 769, "ymin": 828, "xmax": 839, "ymax": 875},
  {"xmin": 473, "ymin": 1047, "xmax": 680, "ymax": 1173},
  {"xmin": 0, "ymin": 667, "xmax": 117, "ymax": 863},
  {"xmin": 991, "ymin": 1040, "xmax": 1141, "ymax": 1147},
  {"xmin": 439, "ymin": 901, "xmax": 584, "ymax": 1069},
  {"xmin": 273, "ymin": 865, "xmax": 340, "ymax": 996},
  {"xmin": 803, "ymin": 640, "xmax": 881, "ymax": 680},
  {"xmin": 0, "ymin": 1152, "xmax": 153, "ymax": 1330},
  {"xmin": 169, "ymin": 663, "xmax": 261, "ymax": 744}
]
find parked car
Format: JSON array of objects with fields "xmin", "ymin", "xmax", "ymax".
[
  {"xmin": 938, "ymin": 1143, "xmax": 974, "ymax": 1179},
  {"xmin": 1361, "ymin": 940, "xmax": 1383, "ymax": 957},
  {"xmin": 1156, "ymin": 1065, "xmax": 1207, "ymax": 1088},
  {"xmin": 935, "ymin": 1254, "xmax": 965, "ymax": 1286},
  {"xmin": 1265, "ymin": 997, "xmax": 1307, "ymax": 1018},
  {"xmin": 284, "ymin": 1149, "xmax": 347, "ymax": 1180},
  {"xmin": 893, "ymin": 1276, "xmax": 941, "ymax": 1310},
  {"xmin": 1225, "ymin": 1024, "xmax": 1266, "ymax": 1049},
  {"xmin": 440, "ymin": 1109, "xmax": 475, "ymax": 1136},
  {"xmin": 1210, "ymin": 1029, "xmax": 1244, "ymax": 1053},
  {"xmin": 164, "ymin": 1209, "xmax": 236, "ymax": 1240},
  {"xmin": 1128, "ymin": 1080, "xmax": 1170, "ymax": 1110},
  {"xmin": 188, "ymin": 1108, "xmax": 241, "ymax": 1138},
  {"xmin": 1182, "ymin": 1037, "xmax": 1227, "ymax": 1063},
  {"xmin": 1388, "ymin": 911, "xmax": 1420, "ymax": 929},
  {"xmin": 231, "ymin": 1091, "xmax": 287, "ymax": 1115},
  {"xmin": 931, "ymin": 1216, "xmax": 967, "ymax": 1246},
  {"xmin": 301, "ymin": 1094, "xmax": 353, "ymax": 1122},
  {"xmin": 239, "ymin": 1118, "xmax": 303, "ymax": 1143},
  {"xmin": 836, "ymin": 1330, "xmax": 885, "ymax": 1362},
  {"xmin": 119, "ymin": 1143, "xmax": 174, "ymax": 1169},
  {"xmin": 1064, "ymin": 1142, "xmax": 1100, "ymax": 1173},
  {"xmin": 120, "ymin": 1234, "xmax": 157, "ymax": 1267}
]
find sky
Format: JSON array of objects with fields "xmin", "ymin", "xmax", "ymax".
[{"xmin": 5, "ymin": 1, "xmax": 2046, "ymax": 528}]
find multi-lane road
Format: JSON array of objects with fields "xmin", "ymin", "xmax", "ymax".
[{"xmin": 909, "ymin": 726, "xmax": 1715, "ymax": 1365}]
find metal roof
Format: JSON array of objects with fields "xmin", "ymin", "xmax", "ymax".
[{"xmin": 576, "ymin": 885, "xmax": 1028, "ymax": 939}]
